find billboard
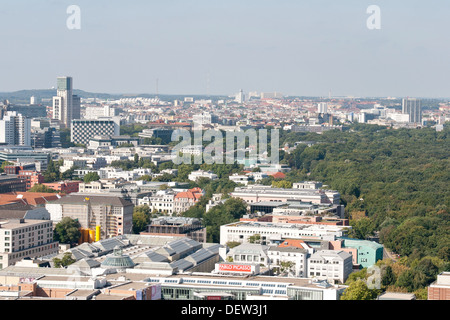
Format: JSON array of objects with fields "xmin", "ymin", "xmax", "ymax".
[{"xmin": 216, "ymin": 263, "xmax": 257, "ymax": 274}]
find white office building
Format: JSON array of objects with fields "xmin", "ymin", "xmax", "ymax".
[
  {"xmin": 52, "ymin": 76, "xmax": 81, "ymax": 128},
  {"xmin": 71, "ymin": 118, "xmax": 120, "ymax": 145},
  {"xmin": 219, "ymin": 221, "xmax": 349, "ymax": 246},
  {"xmin": 188, "ymin": 170, "xmax": 218, "ymax": 182},
  {"xmin": 307, "ymin": 250, "xmax": 353, "ymax": 284}
]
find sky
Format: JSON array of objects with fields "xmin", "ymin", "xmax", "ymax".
[{"xmin": 0, "ymin": 0, "xmax": 450, "ymax": 98}]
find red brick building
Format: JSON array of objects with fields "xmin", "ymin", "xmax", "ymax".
[
  {"xmin": 42, "ymin": 181, "xmax": 81, "ymax": 194},
  {"xmin": 428, "ymin": 272, "xmax": 450, "ymax": 300}
]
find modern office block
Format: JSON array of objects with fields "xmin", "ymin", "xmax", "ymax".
[
  {"xmin": 52, "ymin": 76, "xmax": 80, "ymax": 127},
  {"xmin": 402, "ymin": 98, "xmax": 422, "ymax": 124},
  {"xmin": 71, "ymin": 118, "xmax": 120, "ymax": 145}
]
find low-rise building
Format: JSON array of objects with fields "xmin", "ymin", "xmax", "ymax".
[
  {"xmin": 220, "ymin": 221, "xmax": 349, "ymax": 246},
  {"xmin": 173, "ymin": 187, "xmax": 204, "ymax": 215},
  {"xmin": 329, "ymin": 238, "xmax": 384, "ymax": 269},
  {"xmin": 188, "ymin": 170, "xmax": 218, "ymax": 182},
  {"xmin": 42, "ymin": 181, "xmax": 81, "ymax": 194},
  {"xmin": 45, "ymin": 194, "xmax": 134, "ymax": 239},
  {"xmin": 307, "ymin": 250, "xmax": 353, "ymax": 284},
  {"xmin": 268, "ymin": 245, "xmax": 309, "ymax": 277},
  {"xmin": 143, "ymin": 217, "xmax": 207, "ymax": 243}
]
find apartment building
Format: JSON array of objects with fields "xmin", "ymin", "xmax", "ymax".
[
  {"xmin": 139, "ymin": 189, "xmax": 176, "ymax": 215},
  {"xmin": 17, "ymin": 170, "xmax": 44, "ymax": 190},
  {"xmin": 45, "ymin": 194, "xmax": 134, "ymax": 239},
  {"xmin": 307, "ymin": 250, "xmax": 353, "ymax": 284},
  {"xmin": 0, "ymin": 219, "xmax": 59, "ymax": 269},
  {"xmin": 42, "ymin": 181, "xmax": 81, "ymax": 194},
  {"xmin": 268, "ymin": 246, "xmax": 309, "ymax": 277},
  {"xmin": 173, "ymin": 187, "xmax": 204, "ymax": 215}
]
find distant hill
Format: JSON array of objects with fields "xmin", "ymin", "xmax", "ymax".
[{"xmin": 0, "ymin": 89, "xmax": 228, "ymax": 104}]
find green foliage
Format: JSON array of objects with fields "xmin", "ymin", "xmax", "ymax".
[
  {"xmin": 183, "ymin": 197, "xmax": 248, "ymax": 243},
  {"xmin": 349, "ymin": 217, "xmax": 376, "ymax": 239},
  {"xmin": 53, "ymin": 217, "xmax": 81, "ymax": 246},
  {"xmin": 279, "ymin": 124, "xmax": 449, "ymax": 261},
  {"xmin": 152, "ymin": 173, "xmax": 176, "ymax": 182},
  {"xmin": 248, "ymin": 234, "xmax": 261, "ymax": 244},
  {"xmin": 53, "ymin": 252, "xmax": 76, "ymax": 268},
  {"xmin": 132, "ymin": 205, "xmax": 151, "ymax": 234},
  {"xmin": 340, "ymin": 280, "xmax": 379, "ymax": 300},
  {"xmin": 271, "ymin": 180, "xmax": 293, "ymax": 189},
  {"xmin": 226, "ymin": 241, "xmax": 241, "ymax": 249},
  {"xmin": 0, "ymin": 161, "xmax": 13, "ymax": 173},
  {"xmin": 83, "ymin": 172, "xmax": 100, "ymax": 183},
  {"xmin": 381, "ymin": 265, "xmax": 396, "ymax": 287},
  {"xmin": 43, "ymin": 158, "xmax": 61, "ymax": 183}
]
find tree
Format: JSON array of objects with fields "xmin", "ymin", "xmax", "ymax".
[
  {"xmin": 53, "ymin": 252, "xmax": 76, "ymax": 268},
  {"xmin": 349, "ymin": 217, "xmax": 375, "ymax": 239},
  {"xmin": 83, "ymin": 172, "xmax": 100, "ymax": 183},
  {"xmin": 43, "ymin": 158, "xmax": 60, "ymax": 183},
  {"xmin": 395, "ymin": 269, "xmax": 415, "ymax": 292},
  {"xmin": 381, "ymin": 265, "xmax": 396, "ymax": 287},
  {"xmin": 272, "ymin": 180, "xmax": 293, "ymax": 189},
  {"xmin": 28, "ymin": 184, "xmax": 57, "ymax": 193},
  {"xmin": 248, "ymin": 234, "xmax": 261, "ymax": 244},
  {"xmin": 223, "ymin": 197, "xmax": 248, "ymax": 220},
  {"xmin": 0, "ymin": 161, "xmax": 13, "ymax": 173},
  {"xmin": 53, "ymin": 217, "xmax": 81, "ymax": 246},
  {"xmin": 132, "ymin": 205, "xmax": 151, "ymax": 234},
  {"xmin": 340, "ymin": 280, "xmax": 377, "ymax": 300}
]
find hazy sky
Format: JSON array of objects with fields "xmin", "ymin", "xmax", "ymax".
[{"xmin": 1, "ymin": 0, "xmax": 450, "ymax": 98}]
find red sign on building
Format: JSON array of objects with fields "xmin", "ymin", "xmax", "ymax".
[{"xmin": 218, "ymin": 264, "xmax": 252, "ymax": 273}]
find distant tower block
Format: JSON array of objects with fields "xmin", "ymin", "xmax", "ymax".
[{"xmin": 318, "ymin": 102, "xmax": 328, "ymax": 114}]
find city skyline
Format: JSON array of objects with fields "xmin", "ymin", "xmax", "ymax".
[{"xmin": 1, "ymin": 1, "xmax": 450, "ymax": 98}]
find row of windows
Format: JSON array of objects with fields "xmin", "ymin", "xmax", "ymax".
[
  {"xmin": 7, "ymin": 224, "xmax": 52, "ymax": 235},
  {"xmin": 8, "ymin": 243, "xmax": 57, "ymax": 259}
]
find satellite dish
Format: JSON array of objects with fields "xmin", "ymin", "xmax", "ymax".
[
  {"xmin": 17, "ymin": 194, "xmax": 24, "ymax": 199},
  {"xmin": 56, "ymin": 194, "xmax": 61, "ymax": 199}
]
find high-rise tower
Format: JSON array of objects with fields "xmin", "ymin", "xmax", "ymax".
[
  {"xmin": 52, "ymin": 76, "xmax": 80, "ymax": 127},
  {"xmin": 402, "ymin": 98, "xmax": 422, "ymax": 124}
]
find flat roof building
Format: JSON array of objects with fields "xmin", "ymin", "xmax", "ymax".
[
  {"xmin": 0, "ymin": 219, "xmax": 59, "ymax": 269},
  {"xmin": 220, "ymin": 221, "xmax": 350, "ymax": 246}
]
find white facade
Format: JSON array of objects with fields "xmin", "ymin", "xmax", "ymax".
[
  {"xmin": 0, "ymin": 219, "xmax": 59, "ymax": 269},
  {"xmin": 317, "ymin": 103, "xmax": 328, "ymax": 114},
  {"xmin": 229, "ymin": 174, "xmax": 250, "ymax": 185},
  {"xmin": 219, "ymin": 221, "xmax": 349, "ymax": 246},
  {"xmin": 307, "ymin": 250, "xmax": 353, "ymax": 284},
  {"xmin": 0, "ymin": 111, "xmax": 31, "ymax": 146},
  {"xmin": 188, "ymin": 170, "xmax": 218, "ymax": 182},
  {"xmin": 267, "ymin": 246, "xmax": 309, "ymax": 277},
  {"xmin": 144, "ymin": 190, "xmax": 176, "ymax": 215}
]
